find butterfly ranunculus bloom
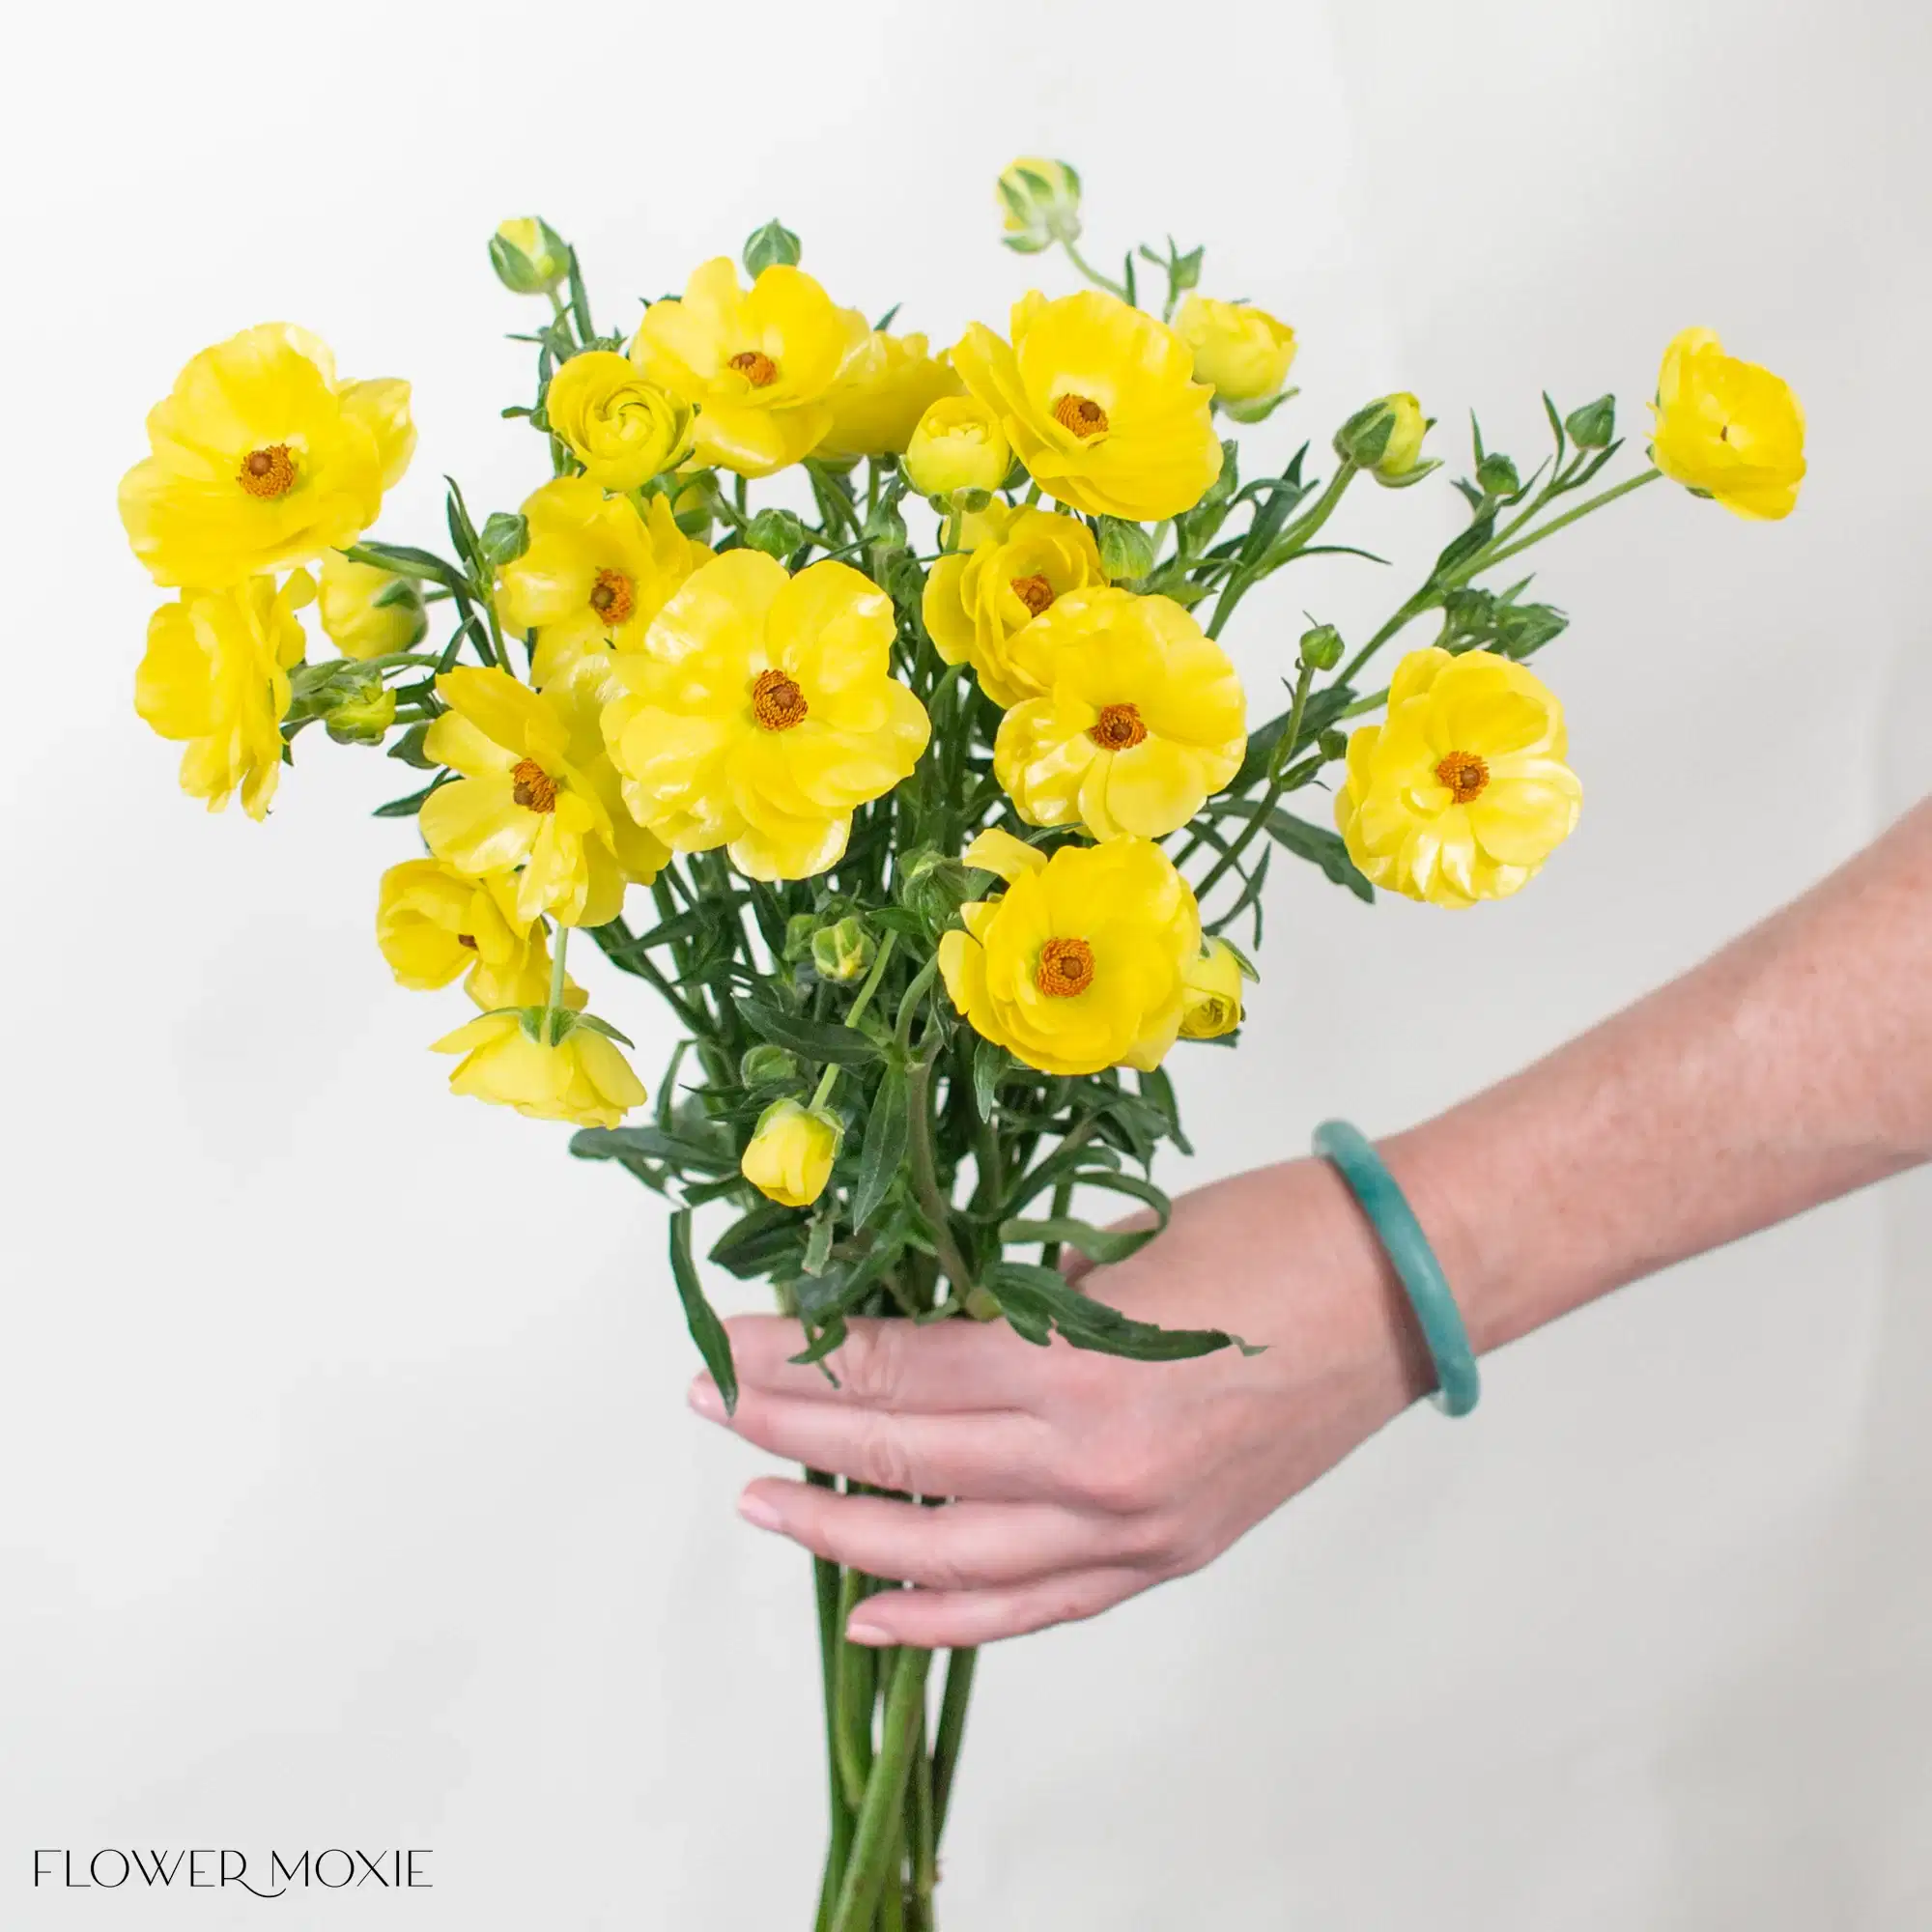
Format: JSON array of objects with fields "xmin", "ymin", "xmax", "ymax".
[
  {"xmin": 600, "ymin": 551, "xmax": 930, "ymax": 882},
  {"xmin": 950, "ymin": 290, "xmax": 1222, "ymax": 522},
  {"xmin": 904, "ymin": 397, "xmax": 1011, "ymax": 497},
  {"xmin": 991, "ymin": 588, "xmax": 1247, "ymax": 838},
  {"xmin": 922, "ymin": 504, "xmax": 1105, "ymax": 707},
  {"xmin": 1175, "ymin": 295, "xmax": 1297, "ymax": 410},
  {"xmin": 629, "ymin": 259, "xmax": 870, "ymax": 477},
  {"xmin": 421, "ymin": 667, "xmax": 666, "ymax": 926},
  {"xmin": 135, "ymin": 571, "xmax": 314, "ymax": 819},
  {"xmin": 1649, "ymin": 327, "xmax": 1805, "ymax": 522},
  {"xmin": 1335, "ymin": 647, "xmax": 1582, "ymax": 907},
  {"xmin": 119, "ymin": 325, "xmax": 415, "ymax": 588},
  {"xmin": 497, "ymin": 479, "xmax": 712, "ymax": 686},
  {"xmin": 543, "ymin": 350, "xmax": 695, "ymax": 492},
  {"xmin": 377, "ymin": 858, "xmax": 584, "ymax": 1010},
  {"xmin": 938, "ymin": 829, "xmax": 1202, "ymax": 1076},
  {"xmin": 434, "ymin": 1009, "xmax": 645, "ymax": 1128},
  {"xmin": 1179, "ymin": 939, "xmax": 1246, "ymax": 1039},
  {"xmin": 742, "ymin": 1099, "xmax": 842, "ymax": 1208},
  {"xmin": 318, "ymin": 552, "xmax": 427, "ymax": 661},
  {"xmin": 818, "ymin": 331, "xmax": 962, "ymax": 461}
]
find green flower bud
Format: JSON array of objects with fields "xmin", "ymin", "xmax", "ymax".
[
  {"xmin": 490, "ymin": 217, "xmax": 570, "ymax": 297},
  {"xmin": 739, "ymin": 1043, "xmax": 804, "ymax": 1091},
  {"xmin": 1095, "ymin": 516, "xmax": 1157, "ymax": 582},
  {"xmin": 1318, "ymin": 728, "xmax": 1349, "ymax": 762},
  {"xmin": 897, "ymin": 849, "xmax": 973, "ymax": 932},
  {"xmin": 1493, "ymin": 601, "xmax": 1569, "ymax": 659},
  {"xmin": 479, "ymin": 511, "xmax": 529, "ymax": 568},
  {"xmin": 1298, "ymin": 622, "xmax": 1344, "ymax": 671},
  {"xmin": 1565, "ymin": 393, "xmax": 1617, "ymax": 449},
  {"xmin": 1335, "ymin": 392, "xmax": 1432, "ymax": 483},
  {"xmin": 997, "ymin": 157, "xmax": 1083, "ymax": 253},
  {"xmin": 323, "ymin": 671, "xmax": 396, "ymax": 747},
  {"xmin": 745, "ymin": 507, "xmax": 810, "ymax": 559},
  {"xmin": 783, "ymin": 912, "xmax": 820, "ymax": 963},
  {"xmin": 1476, "ymin": 451, "xmax": 1520, "ymax": 497},
  {"xmin": 742, "ymin": 219, "xmax": 802, "ymax": 278},
  {"xmin": 810, "ymin": 916, "xmax": 874, "ymax": 984}
]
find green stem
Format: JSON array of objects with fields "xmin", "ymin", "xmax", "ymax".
[
  {"xmin": 1463, "ymin": 467, "xmax": 1662, "ymax": 576},
  {"xmin": 810, "ymin": 932, "xmax": 900, "ymax": 1111},
  {"xmin": 1337, "ymin": 586, "xmax": 1435, "ymax": 688},
  {"xmin": 545, "ymin": 923, "xmax": 570, "ymax": 1046},
  {"xmin": 831, "ymin": 1649, "xmax": 933, "ymax": 1932},
  {"xmin": 835, "ymin": 1568, "xmax": 877, "ymax": 1811},
  {"xmin": 906, "ymin": 1040, "xmax": 974, "ymax": 1300},
  {"xmin": 811, "ymin": 1474, "xmax": 855, "ymax": 1932},
  {"xmin": 1060, "ymin": 239, "xmax": 1130, "ymax": 300},
  {"xmin": 930, "ymin": 1647, "xmax": 979, "ymax": 1848},
  {"xmin": 908, "ymin": 1696, "xmax": 936, "ymax": 1930},
  {"xmin": 1194, "ymin": 778, "xmax": 1282, "ymax": 905},
  {"xmin": 1208, "ymin": 462, "xmax": 1357, "ymax": 640}
]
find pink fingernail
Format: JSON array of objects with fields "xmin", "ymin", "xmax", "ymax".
[
  {"xmin": 688, "ymin": 1377, "xmax": 725, "ymax": 1423},
  {"xmin": 845, "ymin": 1618, "xmax": 891, "ymax": 1647},
  {"xmin": 738, "ymin": 1492, "xmax": 782, "ymax": 1532}
]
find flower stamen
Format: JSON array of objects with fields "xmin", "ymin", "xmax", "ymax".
[
  {"xmin": 1088, "ymin": 702, "xmax": 1148, "ymax": 751},
  {"xmin": 752, "ymin": 668, "xmax": 810, "ymax": 731},
  {"xmin": 589, "ymin": 569, "xmax": 636, "ymax": 625},
  {"xmin": 1037, "ymin": 935, "xmax": 1096, "ymax": 997},
  {"xmin": 1052, "ymin": 393, "xmax": 1109, "ymax": 439},
  {"xmin": 728, "ymin": 350, "xmax": 779, "ymax": 388},
  {"xmin": 456, "ymin": 933, "xmax": 479, "ymax": 950},
  {"xmin": 1435, "ymin": 751, "xmax": 1490, "ymax": 804},
  {"xmin": 238, "ymin": 443, "xmax": 297, "ymax": 498},
  {"xmin": 512, "ymin": 758, "xmax": 559, "ymax": 812},
  {"xmin": 1010, "ymin": 574, "xmax": 1056, "ymax": 617}
]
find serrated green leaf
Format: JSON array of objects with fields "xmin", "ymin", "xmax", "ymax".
[{"xmin": 986, "ymin": 1262, "xmax": 1257, "ymax": 1360}]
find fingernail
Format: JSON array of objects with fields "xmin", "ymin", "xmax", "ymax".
[
  {"xmin": 737, "ymin": 1492, "xmax": 782, "ymax": 1533},
  {"xmin": 845, "ymin": 1618, "xmax": 891, "ymax": 1647},
  {"xmin": 688, "ymin": 1376, "xmax": 725, "ymax": 1423}
]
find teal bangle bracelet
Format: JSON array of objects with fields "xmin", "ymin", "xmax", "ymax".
[{"xmin": 1313, "ymin": 1120, "xmax": 1480, "ymax": 1418}]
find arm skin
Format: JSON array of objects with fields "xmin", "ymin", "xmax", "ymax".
[{"xmin": 690, "ymin": 797, "xmax": 1932, "ymax": 1647}]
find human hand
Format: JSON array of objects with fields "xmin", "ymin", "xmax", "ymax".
[{"xmin": 689, "ymin": 1155, "xmax": 1437, "ymax": 1646}]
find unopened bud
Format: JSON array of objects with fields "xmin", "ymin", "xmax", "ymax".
[
  {"xmin": 323, "ymin": 671, "xmax": 396, "ymax": 747},
  {"xmin": 739, "ymin": 1043, "xmax": 803, "ymax": 1091},
  {"xmin": 810, "ymin": 916, "xmax": 874, "ymax": 984},
  {"xmin": 745, "ymin": 507, "xmax": 809, "ymax": 559},
  {"xmin": 742, "ymin": 218, "xmax": 802, "ymax": 278},
  {"xmin": 997, "ymin": 157, "xmax": 1083, "ymax": 254},
  {"xmin": 490, "ymin": 217, "xmax": 570, "ymax": 297},
  {"xmin": 1299, "ymin": 623, "xmax": 1344, "ymax": 671},
  {"xmin": 1095, "ymin": 516, "xmax": 1157, "ymax": 583},
  {"xmin": 1335, "ymin": 392, "xmax": 1431, "ymax": 483},
  {"xmin": 1565, "ymin": 393, "xmax": 1616, "ymax": 449},
  {"xmin": 1476, "ymin": 451, "xmax": 1520, "ymax": 497}
]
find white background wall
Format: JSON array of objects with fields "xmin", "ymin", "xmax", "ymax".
[{"xmin": 3, "ymin": 0, "xmax": 1928, "ymax": 1923}]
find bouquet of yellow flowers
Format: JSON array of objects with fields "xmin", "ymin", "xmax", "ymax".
[{"xmin": 118, "ymin": 158, "xmax": 1804, "ymax": 1928}]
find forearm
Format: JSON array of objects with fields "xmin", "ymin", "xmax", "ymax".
[{"xmin": 1386, "ymin": 797, "xmax": 1932, "ymax": 1356}]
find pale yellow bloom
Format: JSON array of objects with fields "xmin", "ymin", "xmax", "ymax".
[
  {"xmin": 134, "ymin": 571, "xmax": 314, "ymax": 819},
  {"xmin": 819, "ymin": 332, "xmax": 962, "ymax": 460},
  {"xmin": 545, "ymin": 351, "xmax": 695, "ymax": 491},
  {"xmin": 1650, "ymin": 327, "xmax": 1805, "ymax": 521},
  {"xmin": 434, "ymin": 1010, "xmax": 644, "ymax": 1128},
  {"xmin": 376, "ymin": 858, "xmax": 584, "ymax": 1010},
  {"xmin": 1335, "ymin": 647, "xmax": 1581, "ymax": 907},
  {"xmin": 992, "ymin": 588, "xmax": 1246, "ymax": 838},
  {"xmin": 1175, "ymin": 296, "xmax": 1297, "ymax": 407},
  {"xmin": 922, "ymin": 504, "xmax": 1105, "ymax": 707},
  {"xmin": 629, "ymin": 259, "xmax": 870, "ymax": 476},
  {"xmin": 318, "ymin": 552, "xmax": 426, "ymax": 661},
  {"xmin": 741, "ymin": 1099, "xmax": 841, "ymax": 1207},
  {"xmin": 939, "ymin": 832, "xmax": 1201, "ymax": 1076},
  {"xmin": 904, "ymin": 397, "xmax": 1011, "ymax": 497},
  {"xmin": 1179, "ymin": 940, "xmax": 1245, "ymax": 1039}
]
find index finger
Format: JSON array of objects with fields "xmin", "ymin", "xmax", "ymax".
[{"xmin": 722, "ymin": 1314, "xmax": 1052, "ymax": 1414}]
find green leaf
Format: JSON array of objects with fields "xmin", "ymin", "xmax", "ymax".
[
  {"xmin": 385, "ymin": 721, "xmax": 437, "ymax": 769},
  {"xmin": 709, "ymin": 1200, "xmax": 808, "ymax": 1277},
  {"xmin": 740, "ymin": 997, "xmax": 881, "ymax": 1067},
  {"xmin": 1199, "ymin": 799, "xmax": 1374, "ymax": 902},
  {"xmin": 851, "ymin": 1060, "xmax": 910, "ymax": 1232},
  {"xmin": 569, "ymin": 1123, "xmax": 740, "ymax": 1177},
  {"xmin": 999, "ymin": 1216, "xmax": 1154, "ymax": 1265},
  {"xmin": 1004, "ymin": 1143, "xmax": 1123, "ymax": 1216},
  {"xmin": 1226, "ymin": 682, "xmax": 1357, "ymax": 793},
  {"xmin": 1431, "ymin": 510, "xmax": 1496, "ymax": 582},
  {"xmin": 986, "ymin": 1262, "xmax": 1258, "ymax": 1361},
  {"xmin": 371, "ymin": 776, "xmax": 449, "ymax": 818},
  {"xmin": 972, "ymin": 1037, "xmax": 1009, "ymax": 1122},
  {"xmin": 1136, "ymin": 1068, "xmax": 1194, "ymax": 1156},
  {"xmin": 479, "ymin": 510, "xmax": 529, "ymax": 567},
  {"xmin": 342, "ymin": 541, "xmax": 468, "ymax": 595},
  {"xmin": 669, "ymin": 1208, "xmax": 737, "ymax": 1411}
]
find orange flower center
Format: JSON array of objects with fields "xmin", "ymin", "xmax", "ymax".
[
  {"xmin": 729, "ymin": 350, "xmax": 779, "ymax": 387},
  {"xmin": 1435, "ymin": 751, "xmax": 1490, "ymax": 804},
  {"xmin": 589, "ymin": 568, "xmax": 636, "ymax": 624},
  {"xmin": 1037, "ymin": 936, "xmax": 1096, "ymax": 997},
  {"xmin": 238, "ymin": 443, "xmax": 297, "ymax": 498},
  {"xmin": 512, "ymin": 758, "xmax": 559, "ymax": 812},
  {"xmin": 456, "ymin": 932, "xmax": 478, "ymax": 951},
  {"xmin": 1010, "ymin": 574, "xmax": 1056, "ymax": 617},
  {"xmin": 752, "ymin": 668, "xmax": 809, "ymax": 731},
  {"xmin": 1052, "ymin": 393, "xmax": 1109, "ymax": 439},
  {"xmin": 1088, "ymin": 702, "xmax": 1148, "ymax": 751}
]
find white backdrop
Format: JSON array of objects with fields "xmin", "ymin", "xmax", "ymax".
[{"xmin": 4, "ymin": 0, "xmax": 1929, "ymax": 1923}]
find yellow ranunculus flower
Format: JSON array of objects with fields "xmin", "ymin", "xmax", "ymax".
[
  {"xmin": 134, "ymin": 571, "xmax": 314, "ymax": 820},
  {"xmin": 318, "ymin": 552, "xmax": 427, "ymax": 661},
  {"xmin": 938, "ymin": 831, "xmax": 1201, "ymax": 1076},
  {"xmin": 903, "ymin": 397, "xmax": 1011, "ymax": 497},
  {"xmin": 818, "ymin": 332, "xmax": 963, "ymax": 460},
  {"xmin": 1175, "ymin": 295, "xmax": 1297, "ymax": 407},
  {"xmin": 497, "ymin": 478, "xmax": 712, "ymax": 686},
  {"xmin": 420, "ymin": 666, "xmax": 664, "ymax": 926},
  {"xmin": 434, "ymin": 1010, "xmax": 645, "ymax": 1128},
  {"xmin": 992, "ymin": 588, "xmax": 1246, "ymax": 838},
  {"xmin": 1179, "ymin": 939, "xmax": 1246, "ymax": 1039},
  {"xmin": 922, "ymin": 504, "xmax": 1105, "ymax": 708},
  {"xmin": 629, "ymin": 259, "xmax": 871, "ymax": 477},
  {"xmin": 376, "ymin": 858, "xmax": 585, "ymax": 1011},
  {"xmin": 741, "ymin": 1099, "xmax": 841, "ymax": 1208},
  {"xmin": 544, "ymin": 351, "xmax": 696, "ymax": 491},
  {"xmin": 951, "ymin": 291, "xmax": 1222, "ymax": 522},
  {"xmin": 1335, "ymin": 647, "xmax": 1582, "ymax": 908},
  {"xmin": 601, "ymin": 551, "xmax": 930, "ymax": 882},
  {"xmin": 490, "ymin": 217, "xmax": 569, "ymax": 296},
  {"xmin": 997, "ymin": 157, "xmax": 1082, "ymax": 253},
  {"xmin": 119, "ymin": 325, "xmax": 415, "ymax": 588},
  {"xmin": 1649, "ymin": 327, "xmax": 1805, "ymax": 521}
]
